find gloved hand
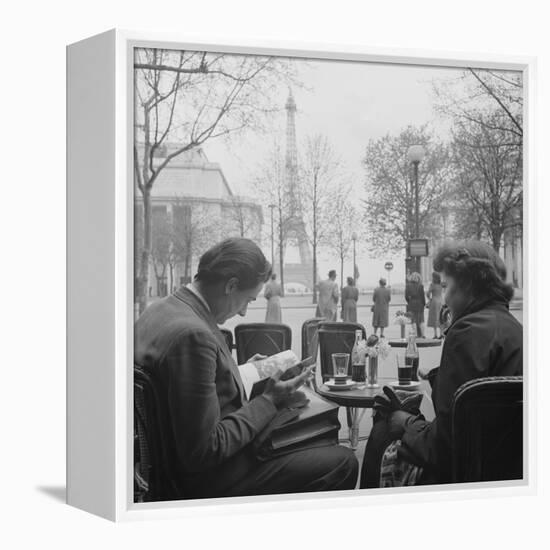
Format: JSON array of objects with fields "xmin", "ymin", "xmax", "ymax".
[
  {"xmin": 373, "ymin": 385, "xmax": 403, "ymax": 417},
  {"xmin": 373, "ymin": 385, "xmax": 424, "ymax": 420}
]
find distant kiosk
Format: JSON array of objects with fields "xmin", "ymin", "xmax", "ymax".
[
  {"xmin": 407, "ymin": 238, "xmax": 429, "ymax": 257},
  {"xmin": 406, "ymin": 238, "xmax": 429, "ymax": 276}
]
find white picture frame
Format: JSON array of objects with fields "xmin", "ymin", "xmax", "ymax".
[{"xmin": 67, "ymin": 28, "xmax": 536, "ymax": 522}]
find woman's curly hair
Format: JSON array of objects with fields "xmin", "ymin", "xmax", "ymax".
[{"xmin": 433, "ymin": 241, "xmax": 514, "ymax": 304}]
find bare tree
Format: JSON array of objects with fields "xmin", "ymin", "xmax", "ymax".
[
  {"xmin": 251, "ymin": 141, "xmax": 292, "ymax": 295},
  {"xmin": 134, "ymin": 48, "xmax": 297, "ymax": 312},
  {"xmin": 299, "ymin": 134, "xmax": 343, "ymax": 303},
  {"xmin": 150, "ymin": 207, "xmax": 172, "ymax": 297},
  {"xmin": 325, "ymin": 187, "xmax": 358, "ymax": 291},
  {"xmin": 223, "ymin": 194, "xmax": 263, "ymax": 240},
  {"xmin": 170, "ymin": 199, "xmax": 221, "ymax": 284},
  {"xmin": 362, "ymin": 125, "xmax": 453, "ymax": 255},
  {"xmin": 433, "ymin": 68, "xmax": 523, "ymax": 146},
  {"xmin": 450, "ymin": 113, "xmax": 523, "ymax": 251}
]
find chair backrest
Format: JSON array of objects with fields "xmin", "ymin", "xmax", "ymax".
[
  {"xmin": 134, "ymin": 365, "xmax": 181, "ymax": 502},
  {"xmin": 219, "ymin": 328, "xmax": 234, "ymax": 351},
  {"xmin": 318, "ymin": 322, "xmax": 366, "ymax": 380},
  {"xmin": 452, "ymin": 376, "xmax": 523, "ymax": 483},
  {"xmin": 234, "ymin": 323, "xmax": 292, "ymax": 365},
  {"xmin": 301, "ymin": 317, "xmax": 325, "ymax": 361}
]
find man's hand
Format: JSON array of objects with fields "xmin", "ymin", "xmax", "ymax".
[{"xmin": 263, "ymin": 367, "xmax": 313, "ymax": 409}]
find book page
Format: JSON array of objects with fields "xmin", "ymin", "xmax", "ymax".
[
  {"xmin": 238, "ymin": 362, "xmax": 261, "ymax": 400},
  {"xmin": 252, "ymin": 350, "xmax": 299, "ymax": 378}
]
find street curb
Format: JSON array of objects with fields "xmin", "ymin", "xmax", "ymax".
[{"xmin": 248, "ymin": 301, "xmax": 523, "ymax": 311}]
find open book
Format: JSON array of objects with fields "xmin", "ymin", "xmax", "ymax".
[
  {"xmin": 238, "ymin": 351, "xmax": 340, "ymax": 459},
  {"xmin": 238, "ymin": 350, "xmax": 312, "ymax": 400}
]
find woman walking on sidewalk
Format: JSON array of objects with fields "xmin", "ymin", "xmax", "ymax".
[
  {"xmin": 426, "ymin": 271, "xmax": 443, "ymax": 338},
  {"xmin": 341, "ymin": 276, "xmax": 359, "ymax": 323},
  {"xmin": 372, "ymin": 278, "xmax": 391, "ymax": 337},
  {"xmin": 264, "ymin": 273, "xmax": 282, "ymax": 323}
]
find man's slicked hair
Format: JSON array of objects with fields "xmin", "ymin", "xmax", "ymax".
[{"xmin": 195, "ymin": 238, "xmax": 272, "ymax": 290}]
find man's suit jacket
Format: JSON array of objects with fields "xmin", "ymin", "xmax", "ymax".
[
  {"xmin": 134, "ymin": 287, "xmax": 278, "ymax": 498},
  {"xmin": 317, "ymin": 279, "xmax": 339, "ymax": 320}
]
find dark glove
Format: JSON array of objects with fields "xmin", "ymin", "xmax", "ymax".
[{"xmin": 373, "ymin": 386, "xmax": 424, "ymax": 420}]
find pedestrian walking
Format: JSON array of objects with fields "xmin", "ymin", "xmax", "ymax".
[
  {"xmin": 317, "ymin": 270, "xmax": 339, "ymax": 321},
  {"xmin": 264, "ymin": 273, "xmax": 282, "ymax": 323},
  {"xmin": 405, "ymin": 271, "xmax": 426, "ymax": 337},
  {"xmin": 341, "ymin": 277, "xmax": 359, "ymax": 322},
  {"xmin": 372, "ymin": 278, "xmax": 391, "ymax": 337},
  {"xmin": 426, "ymin": 271, "xmax": 443, "ymax": 338}
]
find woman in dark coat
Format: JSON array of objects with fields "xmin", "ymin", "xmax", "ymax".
[
  {"xmin": 341, "ymin": 276, "xmax": 359, "ymax": 323},
  {"xmin": 361, "ymin": 242, "xmax": 522, "ymax": 488},
  {"xmin": 426, "ymin": 271, "xmax": 444, "ymax": 338},
  {"xmin": 405, "ymin": 271, "xmax": 426, "ymax": 337},
  {"xmin": 372, "ymin": 278, "xmax": 391, "ymax": 337}
]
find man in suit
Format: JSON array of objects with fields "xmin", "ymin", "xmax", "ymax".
[
  {"xmin": 317, "ymin": 270, "xmax": 339, "ymax": 321},
  {"xmin": 135, "ymin": 238, "xmax": 357, "ymax": 499}
]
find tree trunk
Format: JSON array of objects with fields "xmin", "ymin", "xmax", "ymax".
[
  {"xmin": 184, "ymin": 251, "xmax": 191, "ymax": 281},
  {"xmin": 312, "ymin": 179, "xmax": 318, "ymax": 304},
  {"xmin": 168, "ymin": 263, "xmax": 174, "ymax": 293},
  {"xmin": 340, "ymin": 254, "xmax": 344, "ymax": 296},
  {"xmin": 279, "ymin": 218, "xmax": 285, "ymax": 298},
  {"xmin": 492, "ymin": 229, "xmax": 502, "ymax": 252},
  {"xmin": 312, "ymin": 241, "xmax": 317, "ymax": 304},
  {"xmin": 137, "ymin": 187, "xmax": 152, "ymax": 314}
]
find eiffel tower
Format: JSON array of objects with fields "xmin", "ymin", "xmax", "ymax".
[{"xmin": 283, "ymin": 90, "xmax": 314, "ymax": 290}]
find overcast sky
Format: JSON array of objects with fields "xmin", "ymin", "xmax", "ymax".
[{"xmin": 203, "ymin": 58, "xmax": 468, "ymax": 287}]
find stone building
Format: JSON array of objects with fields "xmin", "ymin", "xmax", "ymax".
[{"xmin": 135, "ymin": 144, "xmax": 263, "ymax": 297}]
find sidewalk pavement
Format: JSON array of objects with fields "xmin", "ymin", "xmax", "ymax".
[{"xmin": 248, "ymin": 294, "xmax": 523, "ymax": 311}]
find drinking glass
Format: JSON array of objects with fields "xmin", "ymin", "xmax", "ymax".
[
  {"xmin": 396, "ymin": 354, "xmax": 412, "ymax": 385},
  {"xmin": 331, "ymin": 353, "xmax": 350, "ymax": 379}
]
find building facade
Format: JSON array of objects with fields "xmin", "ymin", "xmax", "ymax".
[{"xmin": 135, "ymin": 144, "xmax": 263, "ymax": 298}]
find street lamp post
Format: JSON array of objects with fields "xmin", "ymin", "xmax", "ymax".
[
  {"xmin": 268, "ymin": 204, "xmax": 275, "ymax": 269},
  {"xmin": 407, "ymin": 145, "xmax": 425, "ymax": 274},
  {"xmin": 351, "ymin": 232, "xmax": 358, "ymax": 285}
]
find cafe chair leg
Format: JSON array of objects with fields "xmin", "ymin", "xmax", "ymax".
[{"xmin": 347, "ymin": 407, "xmax": 368, "ymax": 450}]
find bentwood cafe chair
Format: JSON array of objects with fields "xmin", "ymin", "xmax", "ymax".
[
  {"xmin": 451, "ymin": 376, "xmax": 523, "ymax": 483},
  {"xmin": 234, "ymin": 323, "xmax": 292, "ymax": 365},
  {"xmin": 317, "ymin": 322, "xmax": 366, "ymax": 380}
]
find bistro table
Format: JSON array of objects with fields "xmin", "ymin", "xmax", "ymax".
[{"xmin": 316, "ymin": 377, "xmax": 394, "ymax": 450}]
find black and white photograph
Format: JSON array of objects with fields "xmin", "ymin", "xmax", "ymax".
[{"xmin": 132, "ymin": 47, "xmax": 524, "ymax": 502}]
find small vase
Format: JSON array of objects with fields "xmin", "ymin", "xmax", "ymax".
[
  {"xmin": 400, "ymin": 324, "xmax": 406, "ymax": 339},
  {"xmin": 367, "ymin": 356, "xmax": 378, "ymax": 387}
]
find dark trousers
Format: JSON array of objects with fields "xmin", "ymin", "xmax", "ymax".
[
  {"xmin": 360, "ymin": 418, "xmax": 437, "ymax": 488},
  {"xmin": 188, "ymin": 444, "xmax": 358, "ymax": 498},
  {"xmin": 360, "ymin": 418, "xmax": 394, "ymax": 488}
]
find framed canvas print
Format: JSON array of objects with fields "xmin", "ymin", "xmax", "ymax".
[{"xmin": 67, "ymin": 29, "xmax": 536, "ymax": 521}]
